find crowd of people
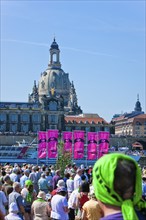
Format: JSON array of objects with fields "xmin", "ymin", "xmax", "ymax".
[{"xmin": 0, "ymin": 154, "xmax": 146, "ymax": 220}]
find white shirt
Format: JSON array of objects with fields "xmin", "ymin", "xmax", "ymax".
[
  {"xmin": 5, "ymin": 213, "xmax": 22, "ymax": 220},
  {"xmin": 74, "ymin": 174, "xmax": 82, "ymax": 190},
  {"xmin": 0, "ymin": 190, "xmax": 7, "ymax": 215},
  {"xmin": 68, "ymin": 189, "xmax": 79, "ymax": 209},
  {"xmin": 51, "ymin": 194, "xmax": 68, "ymax": 220},
  {"xmin": 66, "ymin": 178, "xmax": 74, "ymax": 193}
]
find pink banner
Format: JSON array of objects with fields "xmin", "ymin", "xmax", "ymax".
[
  {"xmin": 98, "ymin": 131, "xmax": 110, "ymax": 159},
  {"xmin": 74, "ymin": 131, "xmax": 84, "ymax": 159},
  {"xmin": 87, "ymin": 132, "xmax": 98, "ymax": 160},
  {"xmin": 63, "ymin": 131, "xmax": 72, "ymax": 152},
  {"xmin": 47, "ymin": 130, "xmax": 58, "ymax": 158},
  {"xmin": 38, "ymin": 131, "xmax": 47, "ymax": 158}
]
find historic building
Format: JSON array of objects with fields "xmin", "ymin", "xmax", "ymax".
[
  {"xmin": 111, "ymin": 96, "xmax": 145, "ymax": 137},
  {"xmin": 0, "ymin": 38, "xmax": 109, "ymax": 135}
]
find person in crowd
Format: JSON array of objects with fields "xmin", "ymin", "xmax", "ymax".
[
  {"xmin": 0, "ymin": 209, "xmax": 5, "ymax": 220},
  {"xmin": 74, "ymin": 168, "xmax": 82, "ymax": 190},
  {"xmin": 68, "ymin": 187, "xmax": 79, "ymax": 220},
  {"xmin": 77, "ymin": 182, "xmax": 90, "ymax": 219},
  {"xmin": 66, "ymin": 173, "xmax": 75, "ymax": 199},
  {"xmin": 50, "ymin": 165, "xmax": 55, "ymax": 176},
  {"xmin": 2, "ymin": 175, "xmax": 13, "ymax": 199},
  {"xmin": 51, "ymin": 179, "xmax": 66, "ymax": 196},
  {"xmin": 45, "ymin": 169, "xmax": 53, "ymax": 192},
  {"xmin": 9, "ymin": 167, "xmax": 19, "ymax": 182},
  {"xmin": 35, "ymin": 166, "xmax": 42, "ymax": 182},
  {"xmin": 21, "ymin": 180, "xmax": 37, "ymax": 220},
  {"xmin": 0, "ymin": 181, "xmax": 8, "ymax": 217},
  {"xmin": 29, "ymin": 166, "xmax": 38, "ymax": 193},
  {"xmin": 93, "ymin": 153, "xmax": 146, "ymax": 220},
  {"xmin": 63, "ymin": 173, "xmax": 70, "ymax": 186},
  {"xmin": 38, "ymin": 173, "xmax": 49, "ymax": 193},
  {"xmin": 81, "ymin": 191, "xmax": 103, "ymax": 220},
  {"xmin": 8, "ymin": 182, "xmax": 27, "ymax": 220},
  {"xmin": 20, "ymin": 169, "xmax": 30, "ymax": 188},
  {"xmin": 31, "ymin": 191, "xmax": 51, "ymax": 220},
  {"xmin": 52, "ymin": 169, "xmax": 61, "ymax": 190},
  {"xmin": 51, "ymin": 187, "xmax": 68, "ymax": 220},
  {"xmin": 5, "ymin": 202, "xmax": 22, "ymax": 220},
  {"xmin": 142, "ymin": 175, "xmax": 146, "ymax": 201}
]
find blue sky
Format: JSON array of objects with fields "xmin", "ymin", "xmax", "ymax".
[{"xmin": 1, "ymin": 0, "xmax": 145, "ymax": 122}]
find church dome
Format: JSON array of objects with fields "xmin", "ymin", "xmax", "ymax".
[{"xmin": 38, "ymin": 69, "xmax": 71, "ymax": 105}]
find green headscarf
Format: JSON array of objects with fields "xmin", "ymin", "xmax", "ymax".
[
  {"xmin": 25, "ymin": 180, "xmax": 33, "ymax": 203},
  {"xmin": 93, "ymin": 153, "xmax": 146, "ymax": 220},
  {"xmin": 25, "ymin": 180, "xmax": 33, "ymax": 187}
]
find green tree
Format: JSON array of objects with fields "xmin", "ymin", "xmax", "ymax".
[{"xmin": 55, "ymin": 140, "xmax": 72, "ymax": 177}]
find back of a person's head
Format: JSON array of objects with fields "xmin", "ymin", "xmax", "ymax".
[
  {"xmin": 13, "ymin": 182, "xmax": 21, "ymax": 190},
  {"xmin": 114, "ymin": 159, "xmax": 136, "ymax": 200},
  {"xmin": 80, "ymin": 182, "xmax": 89, "ymax": 193},
  {"xmin": 93, "ymin": 153, "xmax": 145, "ymax": 220}
]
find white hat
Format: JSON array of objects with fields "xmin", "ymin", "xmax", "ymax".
[
  {"xmin": 37, "ymin": 191, "xmax": 46, "ymax": 200},
  {"xmin": 56, "ymin": 179, "xmax": 65, "ymax": 187},
  {"xmin": 9, "ymin": 202, "xmax": 18, "ymax": 213}
]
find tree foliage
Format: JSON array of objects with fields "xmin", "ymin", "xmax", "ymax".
[{"xmin": 55, "ymin": 140, "xmax": 72, "ymax": 177}]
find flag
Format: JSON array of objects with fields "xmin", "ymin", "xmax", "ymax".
[
  {"xmin": 87, "ymin": 132, "xmax": 98, "ymax": 160},
  {"xmin": 98, "ymin": 131, "xmax": 110, "ymax": 159},
  {"xmin": 38, "ymin": 131, "xmax": 47, "ymax": 158},
  {"xmin": 74, "ymin": 130, "xmax": 84, "ymax": 159},
  {"xmin": 47, "ymin": 130, "xmax": 58, "ymax": 158}
]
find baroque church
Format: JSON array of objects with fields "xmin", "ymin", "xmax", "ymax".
[
  {"xmin": 28, "ymin": 38, "xmax": 82, "ymax": 115},
  {"xmin": 0, "ymin": 39, "xmax": 109, "ymax": 135}
]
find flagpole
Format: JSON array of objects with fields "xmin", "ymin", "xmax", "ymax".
[
  {"xmin": 85, "ymin": 132, "xmax": 87, "ymax": 168},
  {"xmin": 46, "ymin": 130, "xmax": 48, "ymax": 166},
  {"xmin": 37, "ymin": 131, "xmax": 39, "ymax": 165},
  {"xmin": 72, "ymin": 131, "xmax": 74, "ymax": 164}
]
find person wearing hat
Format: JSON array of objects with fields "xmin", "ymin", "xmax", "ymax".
[
  {"xmin": 31, "ymin": 191, "xmax": 51, "ymax": 220},
  {"xmin": 93, "ymin": 153, "xmax": 146, "ymax": 220},
  {"xmin": 51, "ymin": 179, "xmax": 66, "ymax": 196},
  {"xmin": 21, "ymin": 180, "xmax": 37, "ymax": 220},
  {"xmin": 51, "ymin": 187, "xmax": 69, "ymax": 220},
  {"xmin": 5, "ymin": 202, "xmax": 22, "ymax": 220}
]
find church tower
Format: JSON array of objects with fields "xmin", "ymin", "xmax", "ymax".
[
  {"xmin": 134, "ymin": 94, "xmax": 142, "ymax": 112},
  {"xmin": 29, "ymin": 38, "xmax": 82, "ymax": 115}
]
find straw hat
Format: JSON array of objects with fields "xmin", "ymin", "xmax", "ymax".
[{"xmin": 37, "ymin": 191, "xmax": 46, "ymax": 200}]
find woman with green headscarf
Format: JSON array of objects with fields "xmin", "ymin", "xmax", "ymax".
[
  {"xmin": 21, "ymin": 179, "xmax": 37, "ymax": 220},
  {"xmin": 92, "ymin": 153, "xmax": 146, "ymax": 220}
]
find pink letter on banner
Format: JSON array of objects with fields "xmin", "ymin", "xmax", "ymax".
[
  {"xmin": 87, "ymin": 132, "xmax": 98, "ymax": 160},
  {"xmin": 98, "ymin": 131, "xmax": 110, "ymax": 159},
  {"xmin": 47, "ymin": 130, "xmax": 58, "ymax": 158},
  {"xmin": 63, "ymin": 131, "xmax": 72, "ymax": 153},
  {"xmin": 38, "ymin": 131, "xmax": 47, "ymax": 158},
  {"xmin": 74, "ymin": 131, "xmax": 84, "ymax": 159}
]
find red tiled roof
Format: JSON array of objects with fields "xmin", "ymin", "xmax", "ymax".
[
  {"xmin": 134, "ymin": 114, "xmax": 146, "ymax": 119},
  {"xmin": 65, "ymin": 116, "xmax": 108, "ymax": 124}
]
